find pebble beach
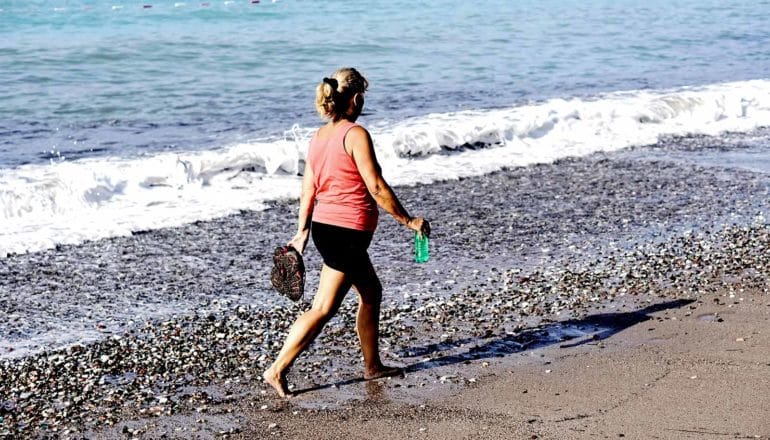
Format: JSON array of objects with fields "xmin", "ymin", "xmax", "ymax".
[
  {"xmin": 4, "ymin": 1, "xmax": 770, "ymax": 438},
  {"xmin": 1, "ymin": 130, "xmax": 770, "ymax": 438}
]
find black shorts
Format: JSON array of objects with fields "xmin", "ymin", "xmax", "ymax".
[{"xmin": 311, "ymin": 221, "xmax": 374, "ymax": 278}]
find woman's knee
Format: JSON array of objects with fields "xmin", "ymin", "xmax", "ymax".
[
  {"xmin": 357, "ymin": 280, "xmax": 382, "ymax": 305},
  {"xmin": 310, "ymin": 303, "xmax": 339, "ymax": 322}
]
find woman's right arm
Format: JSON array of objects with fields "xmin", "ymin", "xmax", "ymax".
[
  {"xmin": 287, "ymin": 160, "xmax": 315, "ymax": 254},
  {"xmin": 347, "ymin": 126, "xmax": 430, "ymax": 237}
]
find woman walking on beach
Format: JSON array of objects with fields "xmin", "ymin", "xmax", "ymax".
[{"xmin": 263, "ymin": 68, "xmax": 430, "ymax": 397}]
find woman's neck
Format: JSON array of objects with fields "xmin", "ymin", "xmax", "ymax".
[{"xmin": 331, "ymin": 115, "xmax": 356, "ymax": 124}]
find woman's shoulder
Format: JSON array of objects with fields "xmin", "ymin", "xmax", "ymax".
[
  {"xmin": 344, "ymin": 123, "xmax": 370, "ymax": 140},
  {"xmin": 343, "ymin": 124, "xmax": 373, "ymax": 158}
]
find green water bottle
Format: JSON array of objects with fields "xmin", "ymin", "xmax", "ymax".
[{"xmin": 414, "ymin": 231, "xmax": 429, "ymax": 263}]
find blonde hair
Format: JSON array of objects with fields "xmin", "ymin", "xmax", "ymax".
[{"xmin": 315, "ymin": 67, "xmax": 369, "ymax": 120}]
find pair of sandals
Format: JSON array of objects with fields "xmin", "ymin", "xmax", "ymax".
[{"xmin": 270, "ymin": 246, "xmax": 305, "ymax": 302}]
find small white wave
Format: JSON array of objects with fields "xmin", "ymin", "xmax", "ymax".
[
  {"xmin": 369, "ymin": 79, "xmax": 770, "ymax": 185},
  {"xmin": 0, "ymin": 141, "xmax": 302, "ymax": 256},
  {"xmin": 1, "ymin": 79, "xmax": 769, "ymax": 257}
]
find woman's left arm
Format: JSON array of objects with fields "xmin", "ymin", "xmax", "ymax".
[{"xmin": 347, "ymin": 126, "xmax": 430, "ymax": 237}]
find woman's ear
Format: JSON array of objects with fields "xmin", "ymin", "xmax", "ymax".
[{"xmin": 353, "ymin": 93, "xmax": 364, "ymax": 109}]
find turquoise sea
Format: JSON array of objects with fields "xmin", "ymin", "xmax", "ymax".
[
  {"xmin": 1, "ymin": 0, "xmax": 770, "ymax": 255},
  {"xmin": 2, "ymin": 0, "xmax": 769, "ymax": 165}
]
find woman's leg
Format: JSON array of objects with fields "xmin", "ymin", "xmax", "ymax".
[
  {"xmin": 352, "ymin": 261, "xmax": 402, "ymax": 380},
  {"xmin": 263, "ymin": 264, "xmax": 352, "ymax": 397}
]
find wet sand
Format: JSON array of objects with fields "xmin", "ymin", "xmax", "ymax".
[
  {"xmin": 1, "ymin": 134, "xmax": 770, "ymax": 439},
  {"xmin": 234, "ymin": 288, "xmax": 770, "ymax": 440}
]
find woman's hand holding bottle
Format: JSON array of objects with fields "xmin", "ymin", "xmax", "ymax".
[{"xmin": 406, "ymin": 216, "xmax": 430, "ymax": 238}]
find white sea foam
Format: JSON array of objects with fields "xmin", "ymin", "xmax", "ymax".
[{"xmin": 2, "ymin": 79, "xmax": 769, "ymax": 257}]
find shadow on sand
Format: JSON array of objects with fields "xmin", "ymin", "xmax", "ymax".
[{"xmin": 291, "ymin": 298, "xmax": 694, "ymax": 396}]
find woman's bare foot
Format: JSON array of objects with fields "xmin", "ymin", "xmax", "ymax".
[
  {"xmin": 364, "ymin": 364, "xmax": 403, "ymax": 380},
  {"xmin": 263, "ymin": 367, "xmax": 291, "ymax": 398}
]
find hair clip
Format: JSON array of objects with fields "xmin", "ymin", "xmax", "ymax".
[{"xmin": 322, "ymin": 77, "xmax": 338, "ymax": 89}]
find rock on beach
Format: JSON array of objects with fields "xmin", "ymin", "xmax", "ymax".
[{"xmin": 1, "ymin": 134, "xmax": 770, "ymax": 438}]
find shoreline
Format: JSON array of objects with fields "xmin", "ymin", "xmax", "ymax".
[
  {"xmin": 1, "ymin": 143, "xmax": 770, "ymax": 438},
  {"xmin": 3, "ymin": 144, "xmax": 769, "ymax": 358}
]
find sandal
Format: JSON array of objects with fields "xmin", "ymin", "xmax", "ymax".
[{"xmin": 270, "ymin": 246, "xmax": 305, "ymax": 301}]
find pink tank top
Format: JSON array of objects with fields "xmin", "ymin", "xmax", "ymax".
[{"xmin": 308, "ymin": 121, "xmax": 379, "ymax": 232}]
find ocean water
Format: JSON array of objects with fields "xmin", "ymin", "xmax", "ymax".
[{"xmin": 2, "ymin": 0, "xmax": 770, "ymax": 256}]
